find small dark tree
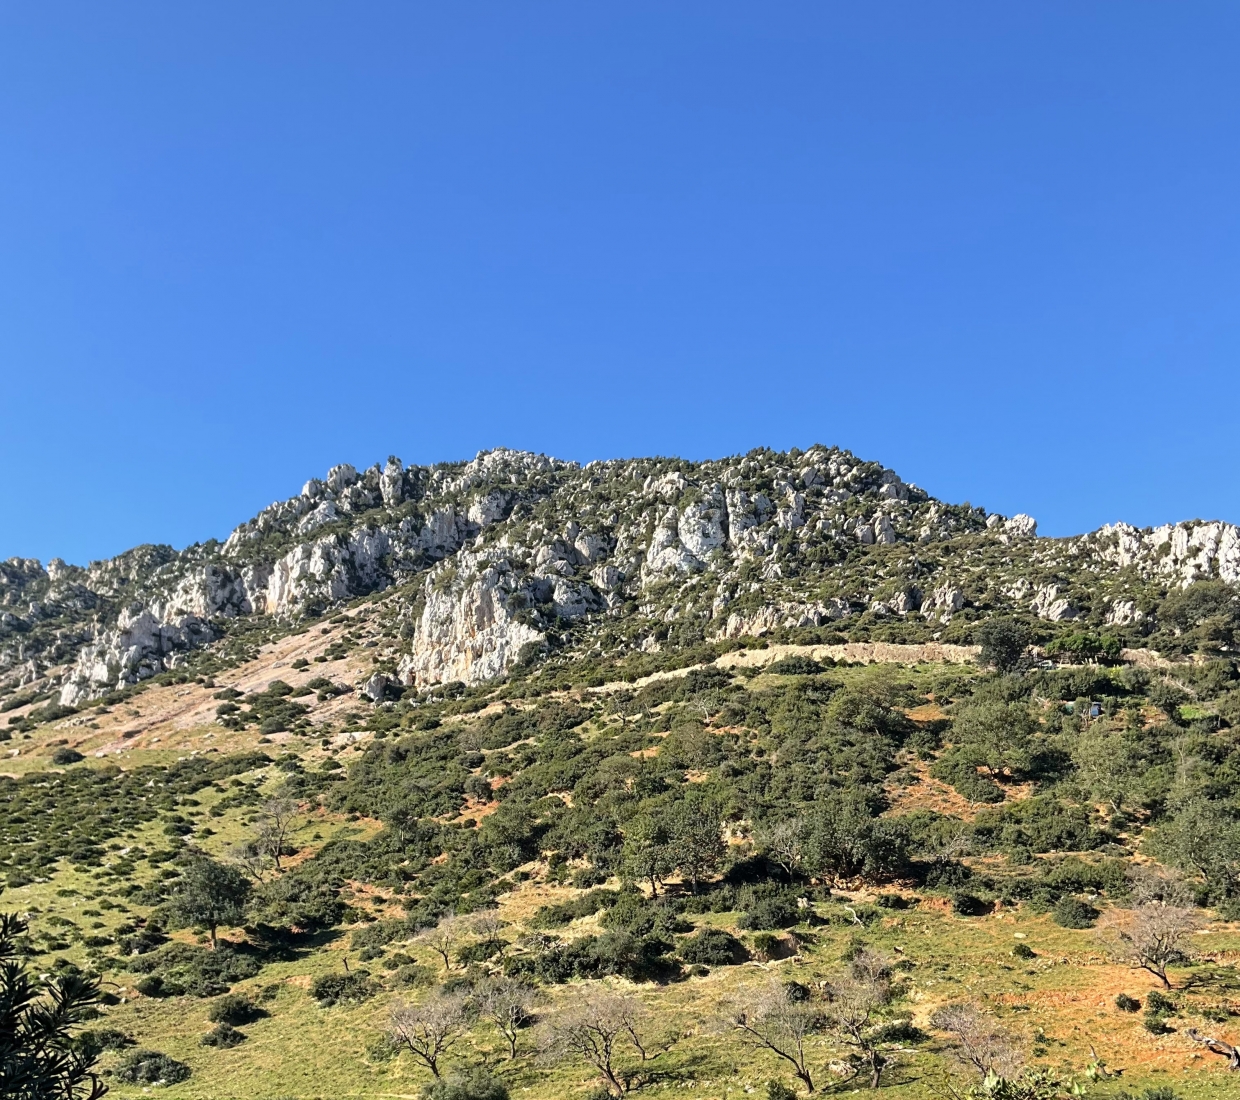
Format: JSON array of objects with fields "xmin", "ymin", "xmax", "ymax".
[
  {"xmin": 168, "ymin": 856, "xmax": 252, "ymax": 950},
  {"xmin": 976, "ymin": 618, "xmax": 1030, "ymax": 672},
  {"xmin": 0, "ymin": 908, "xmax": 107, "ymax": 1099}
]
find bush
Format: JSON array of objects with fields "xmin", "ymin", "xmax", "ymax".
[
  {"xmin": 311, "ymin": 971, "xmax": 378, "ymax": 1006},
  {"xmin": 134, "ymin": 976, "xmax": 165, "ymax": 998},
  {"xmin": 1012, "ymin": 942, "xmax": 1035, "ymax": 960},
  {"xmin": 739, "ymin": 895, "xmax": 800, "ymax": 930},
  {"xmin": 767, "ymin": 656, "xmax": 824, "ymax": 676},
  {"xmin": 114, "ymin": 1050, "xmax": 191, "ymax": 1085},
  {"xmin": 678, "ymin": 927, "xmax": 746, "ymax": 966},
  {"xmin": 1115, "ymin": 993, "xmax": 1141, "ymax": 1013},
  {"xmin": 419, "ymin": 1070, "xmax": 510, "ymax": 1100},
  {"xmin": 207, "ymin": 993, "xmax": 262, "ymax": 1025},
  {"xmin": 201, "ymin": 1022, "xmax": 246, "ymax": 1047},
  {"xmin": 951, "ymin": 892, "xmax": 989, "ymax": 916},
  {"xmin": 750, "ymin": 932, "xmax": 783, "ymax": 961},
  {"xmin": 766, "ymin": 1082, "xmax": 799, "ymax": 1100},
  {"xmin": 51, "ymin": 747, "xmax": 85, "ymax": 766},
  {"xmin": 1052, "ymin": 895, "xmax": 1099, "ymax": 929}
]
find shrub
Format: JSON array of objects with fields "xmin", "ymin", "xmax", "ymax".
[
  {"xmin": 738, "ymin": 895, "xmax": 800, "ymax": 930},
  {"xmin": 750, "ymin": 932, "xmax": 783, "ymax": 961},
  {"xmin": 1115, "ymin": 993, "xmax": 1141, "ymax": 1013},
  {"xmin": 1052, "ymin": 895, "xmax": 1099, "ymax": 929},
  {"xmin": 207, "ymin": 993, "xmax": 262, "ymax": 1025},
  {"xmin": 51, "ymin": 747, "xmax": 85, "ymax": 766},
  {"xmin": 678, "ymin": 927, "xmax": 746, "ymax": 966},
  {"xmin": 114, "ymin": 1050, "xmax": 191, "ymax": 1085},
  {"xmin": 951, "ymin": 892, "xmax": 989, "ymax": 916},
  {"xmin": 134, "ymin": 976, "xmax": 165, "ymax": 998},
  {"xmin": 1012, "ymin": 942, "xmax": 1036, "ymax": 960},
  {"xmin": 311, "ymin": 971, "xmax": 378, "ymax": 1006},
  {"xmin": 419, "ymin": 1070, "xmax": 510, "ymax": 1100},
  {"xmin": 766, "ymin": 1082, "xmax": 799, "ymax": 1100},
  {"xmin": 201, "ymin": 1022, "xmax": 246, "ymax": 1047},
  {"xmin": 767, "ymin": 656, "xmax": 824, "ymax": 676}
]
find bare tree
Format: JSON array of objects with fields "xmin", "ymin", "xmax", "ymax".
[
  {"xmin": 470, "ymin": 909, "xmax": 508, "ymax": 952},
  {"xmin": 229, "ymin": 839, "xmax": 274, "ymax": 883},
  {"xmin": 821, "ymin": 949, "xmax": 895, "ymax": 1088},
  {"xmin": 759, "ymin": 817, "xmax": 805, "ymax": 879},
  {"xmin": 255, "ymin": 796, "xmax": 299, "ymax": 871},
  {"xmin": 419, "ymin": 915, "xmax": 465, "ymax": 971},
  {"xmin": 544, "ymin": 992, "xmax": 649, "ymax": 1097},
  {"xmin": 388, "ymin": 992, "xmax": 472, "ymax": 1079},
  {"xmin": 930, "ymin": 1002, "xmax": 1024, "ymax": 1080},
  {"xmin": 1099, "ymin": 902, "xmax": 1204, "ymax": 989},
  {"xmin": 1127, "ymin": 864, "xmax": 1193, "ymax": 907},
  {"xmin": 724, "ymin": 982, "xmax": 821, "ymax": 1094},
  {"xmin": 473, "ymin": 976, "xmax": 535, "ymax": 1059}
]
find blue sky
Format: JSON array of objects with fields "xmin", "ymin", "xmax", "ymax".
[{"xmin": 2, "ymin": 4, "xmax": 1238, "ymax": 565}]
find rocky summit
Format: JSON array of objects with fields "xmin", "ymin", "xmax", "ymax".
[{"xmin": 1, "ymin": 444, "xmax": 1237, "ymax": 710}]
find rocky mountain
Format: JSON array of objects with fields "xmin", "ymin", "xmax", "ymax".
[{"xmin": 2, "ymin": 445, "xmax": 1237, "ymax": 709}]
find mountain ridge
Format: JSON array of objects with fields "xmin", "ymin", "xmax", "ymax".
[{"xmin": 2, "ymin": 444, "xmax": 1237, "ymax": 711}]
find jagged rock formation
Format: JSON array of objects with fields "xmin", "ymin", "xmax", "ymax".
[{"xmin": 1, "ymin": 444, "xmax": 1236, "ymax": 707}]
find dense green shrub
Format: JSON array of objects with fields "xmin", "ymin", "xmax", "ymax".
[
  {"xmin": 1051, "ymin": 895, "xmax": 1099, "ymax": 929},
  {"xmin": 201, "ymin": 1021, "xmax": 246, "ymax": 1047},
  {"xmin": 206, "ymin": 993, "xmax": 262, "ymax": 1025},
  {"xmin": 420, "ymin": 1070, "xmax": 510, "ymax": 1100},
  {"xmin": 677, "ymin": 927, "xmax": 746, "ymax": 965},
  {"xmin": 114, "ymin": 1049, "xmax": 191, "ymax": 1085}
]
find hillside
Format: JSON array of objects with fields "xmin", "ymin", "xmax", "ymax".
[{"xmin": 7, "ymin": 445, "xmax": 1240, "ymax": 1100}]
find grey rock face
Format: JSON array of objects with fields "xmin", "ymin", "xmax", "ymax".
[{"xmin": 1031, "ymin": 584, "xmax": 1078, "ymax": 622}]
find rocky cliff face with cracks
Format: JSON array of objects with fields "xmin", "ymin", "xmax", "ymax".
[{"xmin": 2, "ymin": 444, "xmax": 1237, "ymax": 709}]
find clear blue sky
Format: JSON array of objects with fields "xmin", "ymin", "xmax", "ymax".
[{"xmin": 2, "ymin": 3, "xmax": 1238, "ymax": 565}]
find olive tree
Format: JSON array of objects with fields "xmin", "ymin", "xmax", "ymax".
[{"xmin": 167, "ymin": 856, "xmax": 251, "ymax": 950}]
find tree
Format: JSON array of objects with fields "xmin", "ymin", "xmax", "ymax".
[
  {"xmin": 930, "ymin": 1002, "xmax": 1023, "ymax": 1079},
  {"xmin": 168, "ymin": 856, "xmax": 251, "ymax": 950},
  {"xmin": 949, "ymin": 701, "xmax": 1037, "ymax": 779},
  {"xmin": 255, "ymin": 796, "xmax": 299, "ymax": 872},
  {"xmin": 0, "ymin": 908, "xmax": 107, "ymax": 1099},
  {"xmin": 725, "ymin": 982, "xmax": 822, "ymax": 1094},
  {"xmin": 1099, "ymin": 902, "xmax": 1204, "ymax": 989},
  {"xmin": 665, "ymin": 795, "xmax": 725, "ymax": 894},
  {"xmin": 419, "ymin": 915, "xmax": 466, "ymax": 971},
  {"xmin": 388, "ymin": 992, "xmax": 472, "ymax": 1079},
  {"xmin": 621, "ymin": 815, "xmax": 673, "ymax": 898},
  {"xmin": 1156, "ymin": 800, "xmax": 1240, "ymax": 902},
  {"xmin": 544, "ymin": 992, "xmax": 650, "ymax": 1097},
  {"xmin": 800, "ymin": 793, "xmax": 908, "ymax": 885},
  {"xmin": 757, "ymin": 818, "xmax": 805, "ymax": 880},
  {"xmin": 976, "ymin": 618, "xmax": 1030, "ymax": 672},
  {"xmin": 472, "ymin": 977, "xmax": 534, "ymax": 1060},
  {"xmin": 820, "ymin": 949, "xmax": 896, "ymax": 1089}
]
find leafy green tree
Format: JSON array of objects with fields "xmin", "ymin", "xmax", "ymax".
[
  {"xmin": 665, "ymin": 793, "xmax": 725, "ymax": 894},
  {"xmin": 621, "ymin": 814, "xmax": 673, "ymax": 897},
  {"xmin": 0, "ymin": 906, "xmax": 107, "ymax": 1099},
  {"xmin": 950, "ymin": 701, "xmax": 1037, "ymax": 779},
  {"xmin": 975, "ymin": 618, "xmax": 1031, "ymax": 672},
  {"xmin": 168, "ymin": 856, "xmax": 252, "ymax": 950},
  {"xmin": 801, "ymin": 792, "xmax": 909, "ymax": 884}
]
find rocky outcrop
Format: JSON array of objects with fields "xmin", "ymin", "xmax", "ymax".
[
  {"xmin": 1094, "ymin": 520, "xmax": 1240, "ymax": 586},
  {"xmin": 1031, "ymin": 584, "xmax": 1078, "ymax": 622},
  {"xmin": 713, "ymin": 598, "xmax": 851, "ymax": 639},
  {"xmin": 399, "ymin": 557, "xmax": 546, "ymax": 687}
]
